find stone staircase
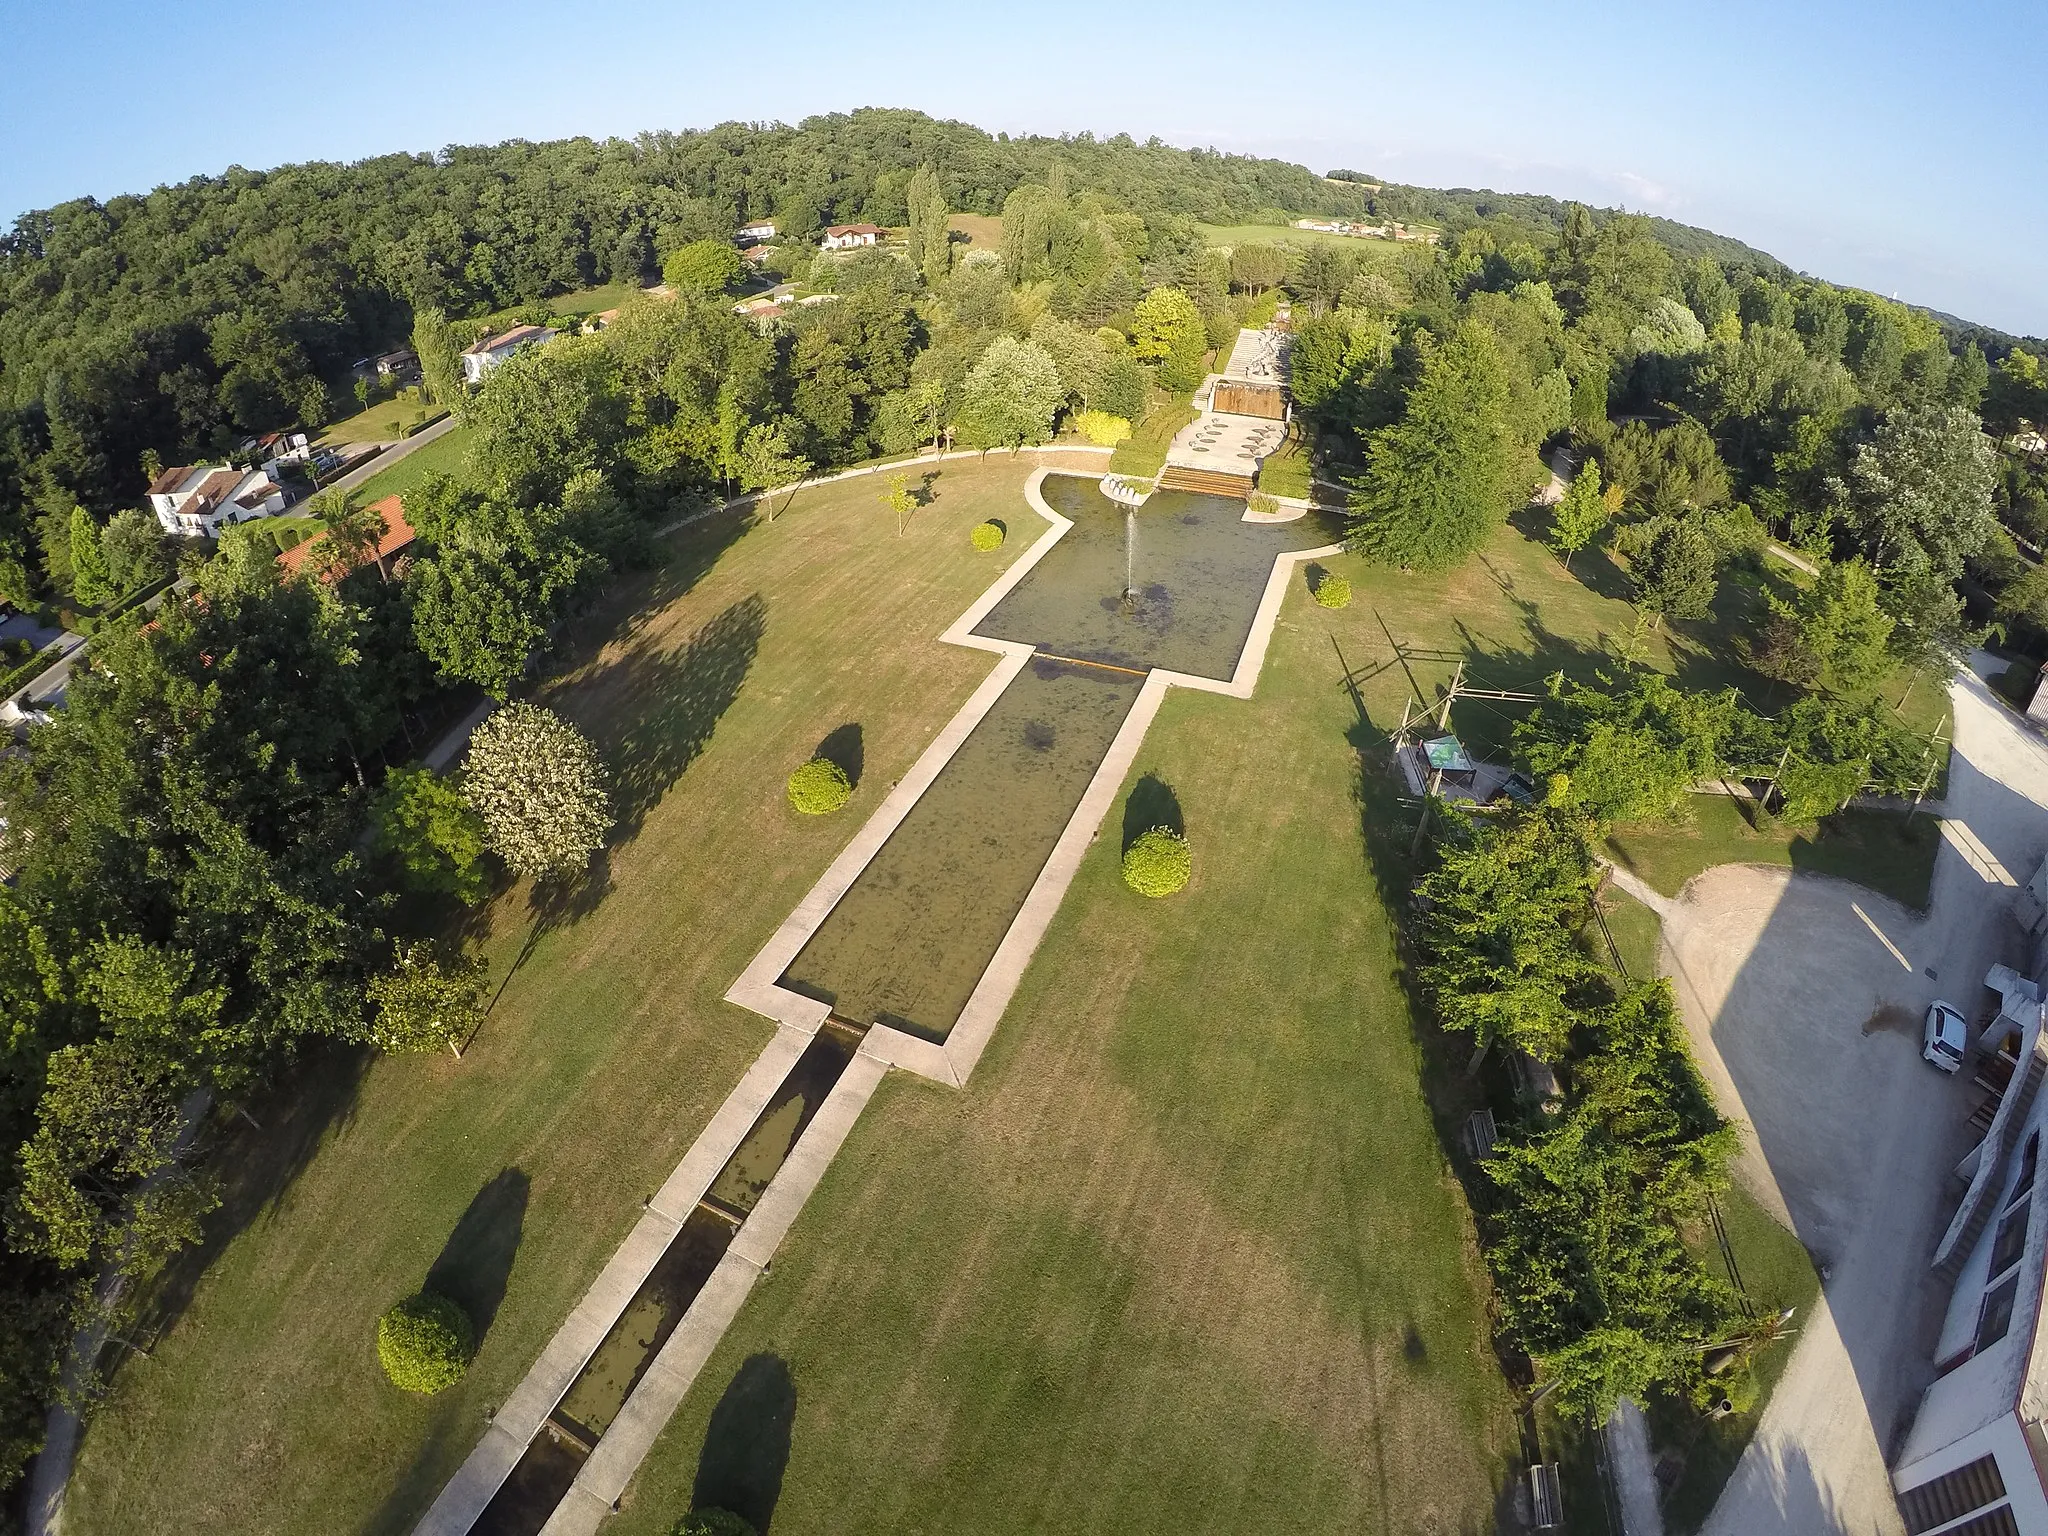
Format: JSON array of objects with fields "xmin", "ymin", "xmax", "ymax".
[{"xmin": 1158, "ymin": 464, "xmax": 1255, "ymax": 498}]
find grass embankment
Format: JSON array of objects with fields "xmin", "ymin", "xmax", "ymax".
[
  {"xmin": 348, "ymin": 424, "xmax": 475, "ymax": 507},
  {"xmin": 945, "ymin": 213, "xmax": 1002, "ymax": 249},
  {"xmin": 1108, "ymin": 396, "xmax": 1198, "ymax": 476},
  {"xmin": 607, "ymin": 535, "xmax": 1520, "ymax": 1535},
  {"xmin": 1607, "ymin": 796, "xmax": 1942, "ymax": 912},
  {"xmin": 318, "ymin": 398, "xmax": 448, "ymax": 447},
  {"xmin": 1256, "ymin": 423, "xmax": 1315, "ymax": 498},
  {"xmin": 61, "ymin": 459, "xmax": 1051, "ymax": 1536}
]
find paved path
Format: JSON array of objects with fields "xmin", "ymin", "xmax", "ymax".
[
  {"xmin": 1606, "ymin": 1397, "xmax": 1667, "ymax": 1536},
  {"xmin": 321, "ymin": 413, "xmax": 460, "ymax": 498},
  {"xmin": 1671, "ymin": 659, "xmax": 2048, "ymax": 1536}
]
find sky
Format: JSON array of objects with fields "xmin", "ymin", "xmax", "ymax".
[{"xmin": 4, "ymin": 0, "xmax": 2043, "ymax": 337}]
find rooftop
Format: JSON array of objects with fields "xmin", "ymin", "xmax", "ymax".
[
  {"xmin": 462, "ymin": 324, "xmax": 551, "ymax": 357},
  {"xmin": 276, "ymin": 496, "xmax": 415, "ymax": 582}
]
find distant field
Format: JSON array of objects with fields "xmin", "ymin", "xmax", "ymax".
[
  {"xmin": 947, "ymin": 212, "xmax": 1002, "ymax": 249},
  {"xmin": 1198, "ymin": 222, "xmax": 1421, "ymax": 269}
]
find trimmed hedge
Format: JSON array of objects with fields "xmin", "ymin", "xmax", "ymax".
[
  {"xmin": 377, "ymin": 1291, "xmax": 473, "ymax": 1394},
  {"xmin": 970, "ymin": 520, "xmax": 1005, "ymax": 551},
  {"xmin": 787, "ymin": 755, "xmax": 852, "ymax": 814},
  {"xmin": 1122, "ymin": 826, "xmax": 1192, "ymax": 897},
  {"xmin": 1314, "ymin": 572, "xmax": 1352, "ymax": 609}
]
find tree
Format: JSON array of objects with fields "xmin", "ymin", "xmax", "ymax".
[
  {"xmin": 460, "ymin": 702, "xmax": 613, "ymax": 881},
  {"xmin": 464, "ymin": 336, "xmax": 629, "ymax": 508},
  {"xmin": 1846, "ymin": 405, "xmax": 2000, "ymax": 581},
  {"xmin": 662, "ymin": 240, "xmax": 744, "ymax": 294},
  {"xmin": 1631, "ymin": 518, "xmax": 1718, "ymax": 628},
  {"xmin": 906, "ymin": 163, "xmax": 950, "ymax": 289},
  {"xmin": 1516, "ymin": 672, "xmax": 1738, "ymax": 824},
  {"xmin": 99, "ymin": 508, "xmax": 169, "ymax": 595},
  {"xmin": 1417, "ymin": 807, "xmax": 1603, "ymax": 1062},
  {"xmin": 1756, "ymin": 558, "xmax": 1894, "ymax": 698},
  {"xmin": 738, "ymin": 422, "xmax": 812, "ymax": 521},
  {"xmin": 367, "ymin": 942, "xmax": 486, "ymax": 1057},
  {"xmin": 69, "ymin": 506, "xmax": 114, "ymax": 606},
  {"xmin": 412, "ymin": 305, "xmax": 466, "ymax": 416},
  {"xmin": 309, "ymin": 489, "xmax": 390, "ymax": 583},
  {"xmin": 1228, "ymin": 243, "xmax": 1288, "ymax": 295},
  {"xmin": 955, "ymin": 336, "xmax": 1063, "ymax": 450},
  {"xmin": 372, "ymin": 767, "xmax": 488, "ymax": 902},
  {"xmin": 1550, "ymin": 458, "xmax": 1608, "ymax": 571},
  {"xmin": 1348, "ymin": 323, "xmax": 1521, "ymax": 570},
  {"xmin": 1128, "ymin": 287, "xmax": 1208, "ymax": 393},
  {"xmin": 879, "ymin": 473, "xmax": 919, "ymax": 536}
]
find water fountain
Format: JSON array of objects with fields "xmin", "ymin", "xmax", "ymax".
[{"xmin": 1122, "ymin": 506, "xmax": 1138, "ymax": 606}]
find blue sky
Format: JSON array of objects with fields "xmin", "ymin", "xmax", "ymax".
[{"xmin": 5, "ymin": 0, "xmax": 2042, "ymax": 337}]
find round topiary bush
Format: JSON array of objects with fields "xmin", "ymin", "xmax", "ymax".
[
  {"xmin": 377, "ymin": 1291, "xmax": 474, "ymax": 1394},
  {"xmin": 787, "ymin": 755, "xmax": 853, "ymax": 814},
  {"xmin": 1122, "ymin": 826, "xmax": 1192, "ymax": 897},
  {"xmin": 672, "ymin": 1511, "xmax": 757, "ymax": 1536},
  {"xmin": 1314, "ymin": 572, "xmax": 1353, "ymax": 609},
  {"xmin": 970, "ymin": 520, "xmax": 1006, "ymax": 551}
]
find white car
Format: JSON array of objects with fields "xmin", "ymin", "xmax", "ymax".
[{"xmin": 1924, "ymin": 1001, "xmax": 1968, "ymax": 1073}]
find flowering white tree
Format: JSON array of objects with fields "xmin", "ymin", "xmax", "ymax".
[{"xmin": 460, "ymin": 703, "xmax": 612, "ymax": 880}]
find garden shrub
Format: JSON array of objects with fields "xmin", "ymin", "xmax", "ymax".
[
  {"xmin": 672, "ymin": 1511, "xmax": 757, "ymax": 1536},
  {"xmin": 970, "ymin": 521, "xmax": 1005, "ymax": 551},
  {"xmin": 377, "ymin": 1291, "xmax": 474, "ymax": 1394},
  {"xmin": 1247, "ymin": 491, "xmax": 1279, "ymax": 515},
  {"xmin": 1074, "ymin": 409, "xmax": 1132, "ymax": 447},
  {"xmin": 1122, "ymin": 826, "xmax": 1191, "ymax": 897},
  {"xmin": 787, "ymin": 755, "xmax": 852, "ymax": 814},
  {"xmin": 1314, "ymin": 572, "xmax": 1353, "ymax": 609}
]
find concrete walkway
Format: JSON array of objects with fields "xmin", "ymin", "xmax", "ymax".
[
  {"xmin": 320, "ymin": 413, "xmax": 461, "ymax": 498},
  {"xmin": 1605, "ymin": 1397, "xmax": 1667, "ymax": 1536},
  {"xmin": 1675, "ymin": 660, "xmax": 2048, "ymax": 1536}
]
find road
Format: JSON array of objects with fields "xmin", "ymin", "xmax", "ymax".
[
  {"xmin": 1647, "ymin": 656, "xmax": 2048, "ymax": 1534},
  {"xmin": 1, "ymin": 421, "xmax": 460, "ymax": 726}
]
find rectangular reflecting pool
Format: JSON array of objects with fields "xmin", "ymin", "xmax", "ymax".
[{"xmin": 778, "ymin": 657, "xmax": 1144, "ymax": 1041}]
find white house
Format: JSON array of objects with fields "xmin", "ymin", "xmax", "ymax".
[
  {"xmin": 460, "ymin": 324, "xmax": 556, "ymax": 385},
  {"xmin": 1893, "ymin": 922, "xmax": 2048, "ymax": 1534},
  {"xmin": 737, "ymin": 220, "xmax": 777, "ymax": 243},
  {"xmin": 147, "ymin": 464, "xmax": 286, "ymax": 537},
  {"xmin": 820, "ymin": 224, "xmax": 882, "ymax": 250}
]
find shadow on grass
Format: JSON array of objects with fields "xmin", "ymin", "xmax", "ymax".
[
  {"xmin": 813, "ymin": 723, "xmax": 863, "ymax": 789},
  {"xmin": 692, "ymin": 1353, "xmax": 795, "ymax": 1533},
  {"xmin": 1121, "ymin": 772, "xmax": 1183, "ymax": 852},
  {"xmin": 424, "ymin": 1167, "xmax": 528, "ymax": 1341},
  {"xmin": 122, "ymin": 1042, "xmax": 372, "ymax": 1363}
]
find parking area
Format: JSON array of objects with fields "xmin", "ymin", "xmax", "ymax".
[{"xmin": 1656, "ymin": 663, "xmax": 2048, "ymax": 1535}]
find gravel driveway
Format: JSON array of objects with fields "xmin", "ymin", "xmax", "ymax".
[{"xmin": 1652, "ymin": 661, "xmax": 2048, "ymax": 1536}]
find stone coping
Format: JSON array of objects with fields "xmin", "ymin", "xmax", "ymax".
[
  {"xmin": 415, "ymin": 464, "xmax": 1337, "ymax": 1535},
  {"xmin": 727, "ymin": 468, "xmax": 1338, "ymax": 1085}
]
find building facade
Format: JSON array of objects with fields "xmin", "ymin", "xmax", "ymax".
[
  {"xmin": 460, "ymin": 324, "xmax": 557, "ymax": 385},
  {"xmin": 146, "ymin": 464, "xmax": 286, "ymax": 537}
]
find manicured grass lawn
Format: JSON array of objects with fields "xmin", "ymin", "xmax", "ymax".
[
  {"xmin": 348, "ymin": 424, "xmax": 475, "ymax": 507},
  {"xmin": 1256, "ymin": 423, "xmax": 1314, "ymax": 498},
  {"xmin": 318, "ymin": 396, "xmax": 447, "ymax": 447},
  {"xmin": 61, "ymin": 458, "xmax": 1057, "ymax": 1536},
  {"xmin": 1107, "ymin": 396, "xmax": 1198, "ymax": 476},
  {"xmin": 1596, "ymin": 882, "xmax": 1665, "ymax": 981},
  {"xmin": 1606, "ymin": 795, "xmax": 1942, "ymax": 911},
  {"xmin": 604, "ymin": 550, "xmax": 1520, "ymax": 1536}
]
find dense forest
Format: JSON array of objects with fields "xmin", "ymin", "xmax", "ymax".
[{"xmin": 0, "ymin": 103, "xmax": 2046, "ymax": 1503}]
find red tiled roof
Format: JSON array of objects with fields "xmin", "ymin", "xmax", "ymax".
[
  {"xmin": 147, "ymin": 465, "xmax": 196, "ymax": 496},
  {"xmin": 277, "ymin": 496, "xmax": 415, "ymax": 582},
  {"xmin": 824, "ymin": 224, "xmax": 882, "ymax": 237}
]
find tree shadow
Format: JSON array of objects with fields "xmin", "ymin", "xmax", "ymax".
[
  {"xmin": 423, "ymin": 1167, "xmax": 528, "ymax": 1340},
  {"xmin": 1121, "ymin": 772, "xmax": 1183, "ymax": 852},
  {"xmin": 601, "ymin": 592, "xmax": 769, "ymax": 840},
  {"xmin": 691, "ymin": 1353, "xmax": 796, "ymax": 1533},
  {"xmin": 1303, "ymin": 560, "xmax": 1330, "ymax": 596},
  {"xmin": 914, "ymin": 470, "xmax": 939, "ymax": 507},
  {"xmin": 118, "ymin": 1041, "xmax": 371, "ymax": 1359},
  {"xmin": 813, "ymin": 723, "xmax": 863, "ymax": 789}
]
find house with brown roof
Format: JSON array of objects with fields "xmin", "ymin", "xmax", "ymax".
[
  {"xmin": 820, "ymin": 223, "xmax": 883, "ymax": 250},
  {"xmin": 147, "ymin": 464, "xmax": 286, "ymax": 538},
  {"xmin": 460, "ymin": 323, "xmax": 557, "ymax": 385},
  {"xmin": 275, "ymin": 496, "xmax": 415, "ymax": 584}
]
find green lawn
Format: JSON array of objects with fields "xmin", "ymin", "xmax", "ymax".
[
  {"xmin": 1256, "ymin": 423, "xmax": 1314, "ymax": 498},
  {"xmin": 604, "ymin": 541, "xmax": 1519, "ymax": 1536},
  {"xmin": 347, "ymin": 424, "xmax": 475, "ymax": 507},
  {"xmin": 1107, "ymin": 396, "xmax": 1198, "ymax": 476},
  {"xmin": 1606, "ymin": 795, "xmax": 1942, "ymax": 911},
  {"xmin": 318, "ymin": 396, "xmax": 447, "ymax": 447},
  {"xmin": 61, "ymin": 458, "xmax": 1060, "ymax": 1536}
]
